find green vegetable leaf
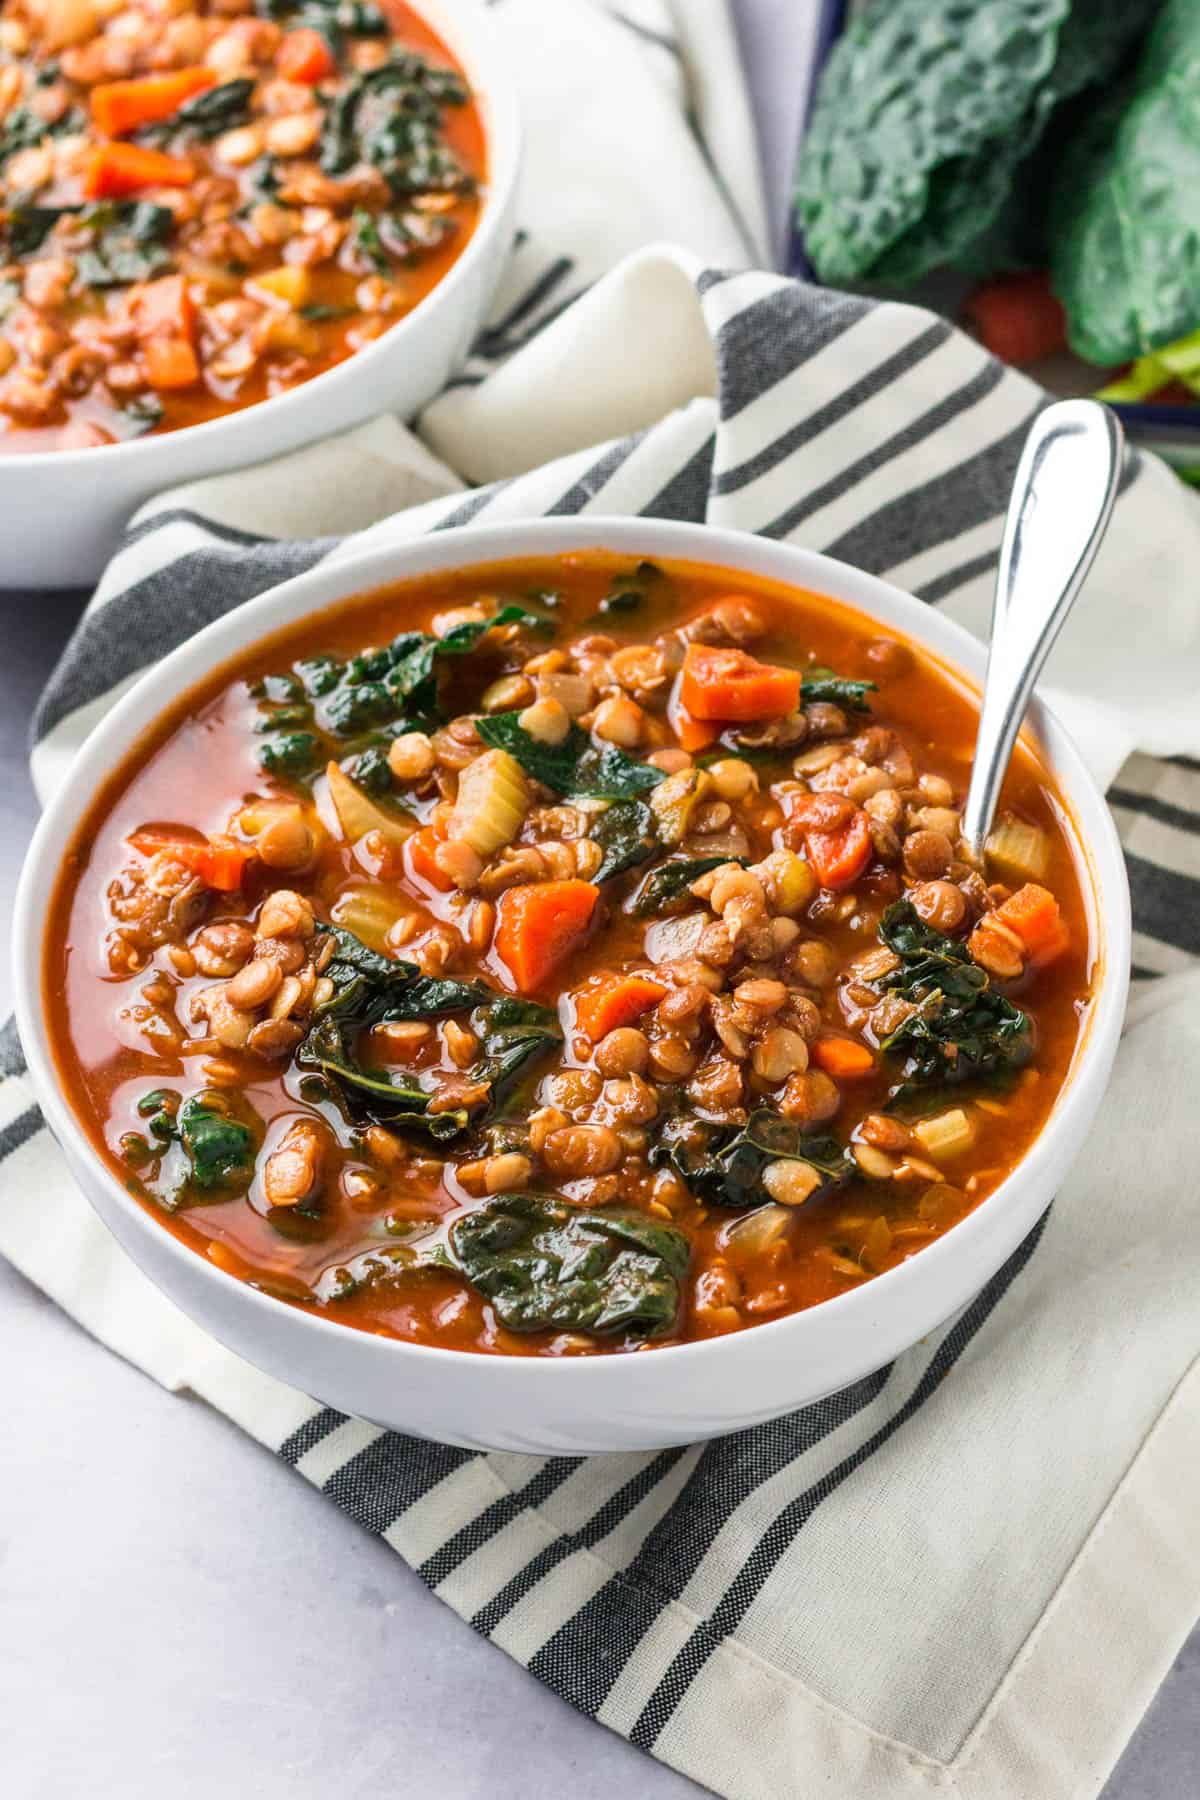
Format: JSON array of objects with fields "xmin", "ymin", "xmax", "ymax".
[
  {"xmin": 473, "ymin": 997, "xmax": 561, "ymax": 1109},
  {"xmin": 651, "ymin": 1107, "xmax": 854, "ymax": 1210},
  {"xmin": 449, "ymin": 1193, "xmax": 689, "ymax": 1338},
  {"xmin": 72, "ymin": 201, "xmax": 174, "ymax": 289},
  {"xmin": 147, "ymin": 78, "xmax": 255, "ymax": 144},
  {"xmin": 475, "ymin": 712, "xmax": 664, "ymax": 799},
  {"xmin": 2, "ymin": 204, "xmax": 74, "ymax": 259},
  {"xmin": 631, "ymin": 856, "xmax": 741, "ymax": 915},
  {"xmin": 874, "ymin": 900, "xmax": 1034, "ymax": 1097},
  {"xmin": 592, "ymin": 798, "xmax": 659, "ymax": 883},
  {"xmin": 801, "ymin": 672, "xmax": 877, "ymax": 712},
  {"xmin": 1052, "ymin": 0, "xmax": 1200, "ymax": 364},
  {"xmin": 297, "ymin": 1013, "xmax": 471, "ymax": 1138},
  {"xmin": 316, "ymin": 925, "xmax": 489, "ymax": 1027},
  {"xmin": 343, "ymin": 744, "xmax": 393, "ymax": 796},
  {"xmin": 320, "ymin": 54, "xmax": 472, "ymax": 195},
  {"xmin": 0, "ymin": 101, "xmax": 84, "ymax": 171},
  {"xmin": 179, "ymin": 1092, "xmax": 257, "ymax": 1191},
  {"xmin": 259, "ymin": 731, "xmax": 323, "ymax": 779}
]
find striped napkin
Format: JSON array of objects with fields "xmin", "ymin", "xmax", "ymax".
[{"xmin": 7, "ymin": 5, "xmax": 1200, "ymax": 1798}]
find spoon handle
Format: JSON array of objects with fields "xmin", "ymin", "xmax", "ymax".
[{"xmin": 962, "ymin": 399, "xmax": 1124, "ymax": 861}]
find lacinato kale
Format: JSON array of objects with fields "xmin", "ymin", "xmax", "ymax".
[
  {"xmin": 474, "ymin": 712, "xmax": 664, "ymax": 800},
  {"xmin": 874, "ymin": 900, "xmax": 1034, "ymax": 1098},
  {"xmin": 800, "ymin": 671, "xmax": 877, "ymax": 712},
  {"xmin": 631, "ymin": 856, "xmax": 743, "ymax": 915},
  {"xmin": 591, "ymin": 798, "xmax": 659, "ymax": 883},
  {"xmin": 449, "ymin": 1194, "xmax": 689, "ymax": 1337},
  {"xmin": 651, "ymin": 1107, "xmax": 854, "ymax": 1209},
  {"xmin": 255, "ymin": 604, "xmax": 549, "ymax": 775},
  {"xmin": 295, "ymin": 930, "xmax": 560, "ymax": 1138}
]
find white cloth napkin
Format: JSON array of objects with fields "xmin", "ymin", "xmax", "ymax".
[{"xmin": 6, "ymin": 5, "xmax": 1200, "ymax": 1799}]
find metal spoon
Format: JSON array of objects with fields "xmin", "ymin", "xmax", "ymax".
[{"xmin": 961, "ymin": 399, "xmax": 1125, "ymax": 863}]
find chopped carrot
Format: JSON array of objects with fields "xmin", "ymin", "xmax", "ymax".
[
  {"xmin": 675, "ymin": 710, "xmax": 721, "ymax": 753},
  {"xmin": 574, "ymin": 973, "xmax": 666, "ymax": 1042},
  {"xmin": 277, "ymin": 27, "xmax": 337, "ymax": 83},
  {"xmin": 803, "ymin": 809, "xmax": 872, "ymax": 890},
  {"xmin": 404, "ymin": 825, "xmax": 451, "ymax": 892},
  {"xmin": 82, "ymin": 141, "xmax": 195, "ymax": 199},
  {"xmin": 811, "ymin": 1035, "xmax": 875, "ymax": 1079},
  {"xmin": 142, "ymin": 334, "xmax": 199, "ymax": 389},
  {"xmin": 494, "ymin": 879, "xmax": 599, "ymax": 994},
  {"xmin": 993, "ymin": 882, "xmax": 1069, "ymax": 967},
  {"xmin": 90, "ymin": 67, "xmax": 217, "ymax": 137},
  {"xmin": 962, "ymin": 272, "xmax": 1067, "ymax": 368},
  {"xmin": 679, "ymin": 644, "xmax": 801, "ymax": 723},
  {"xmin": 128, "ymin": 827, "xmax": 248, "ymax": 891}
]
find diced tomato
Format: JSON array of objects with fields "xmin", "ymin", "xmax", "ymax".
[
  {"xmin": 803, "ymin": 808, "xmax": 872, "ymax": 890},
  {"xmin": 277, "ymin": 27, "xmax": 337, "ymax": 83},
  {"xmin": 494, "ymin": 880, "xmax": 599, "ymax": 994},
  {"xmin": 573, "ymin": 973, "xmax": 666, "ymax": 1042},
  {"xmin": 404, "ymin": 825, "xmax": 451, "ymax": 893},
  {"xmin": 128, "ymin": 827, "xmax": 248, "ymax": 891},
  {"xmin": 962, "ymin": 271, "xmax": 1068, "ymax": 368},
  {"xmin": 679, "ymin": 644, "xmax": 801, "ymax": 722}
]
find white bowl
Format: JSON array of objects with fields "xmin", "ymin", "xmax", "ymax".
[
  {"xmin": 1, "ymin": 0, "xmax": 520, "ymax": 590},
  {"xmin": 12, "ymin": 519, "xmax": 1131, "ymax": 1452}
]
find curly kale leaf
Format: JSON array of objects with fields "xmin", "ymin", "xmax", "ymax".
[
  {"xmin": 651, "ymin": 1107, "xmax": 854, "ymax": 1209},
  {"xmin": 320, "ymin": 54, "xmax": 472, "ymax": 194},
  {"xmin": 875, "ymin": 901, "xmax": 1034, "ymax": 1098},
  {"xmin": 449, "ymin": 1193, "xmax": 689, "ymax": 1337},
  {"xmin": 474, "ymin": 997, "xmax": 561, "ymax": 1109},
  {"xmin": 475, "ymin": 712, "xmax": 664, "ymax": 800},
  {"xmin": 144, "ymin": 78, "xmax": 255, "ymax": 145}
]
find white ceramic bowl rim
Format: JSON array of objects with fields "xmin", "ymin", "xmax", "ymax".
[
  {"xmin": 13, "ymin": 518, "xmax": 1131, "ymax": 1390},
  {"xmin": 0, "ymin": 0, "xmax": 520, "ymax": 476}
]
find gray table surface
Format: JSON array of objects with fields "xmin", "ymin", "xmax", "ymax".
[{"xmin": 2, "ymin": 6, "xmax": 1197, "ymax": 1795}]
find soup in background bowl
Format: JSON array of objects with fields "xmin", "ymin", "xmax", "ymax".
[{"xmin": 14, "ymin": 521, "xmax": 1130, "ymax": 1451}]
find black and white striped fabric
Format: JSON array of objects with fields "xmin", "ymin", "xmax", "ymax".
[{"xmin": 7, "ymin": 3, "xmax": 1200, "ymax": 1791}]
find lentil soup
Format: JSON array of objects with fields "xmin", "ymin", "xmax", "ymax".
[
  {"xmin": 45, "ymin": 553, "xmax": 1094, "ymax": 1356},
  {"xmin": 0, "ymin": 0, "xmax": 484, "ymax": 450}
]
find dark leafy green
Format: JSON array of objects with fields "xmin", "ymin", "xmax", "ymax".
[
  {"xmin": 179, "ymin": 1094, "xmax": 257, "ymax": 1190},
  {"xmin": 3, "ymin": 205, "xmax": 72, "ymax": 258},
  {"xmin": 73, "ymin": 202, "xmax": 175, "ymax": 288},
  {"xmin": 1052, "ymin": 0, "xmax": 1200, "ymax": 363},
  {"xmin": 296, "ymin": 933, "xmax": 560, "ymax": 1139},
  {"xmin": 320, "ymin": 55, "xmax": 472, "ymax": 196},
  {"xmin": 316, "ymin": 1238, "xmax": 452, "ymax": 1305},
  {"xmin": 256, "ymin": 604, "xmax": 548, "ymax": 773},
  {"xmin": 475, "ymin": 712, "xmax": 664, "ymax": 800},
  {"xmin": 801, "ymin": 673, "xmax": 877, "ymax": 712},
  {"xmin": 348, "ymin": 204, "xmax": 454, "ymax": 271},
  {"xmin": 0, "ymin": 101, "xmax": 84, "ymax": 170},
  {"xmin": 317, "ymin": 925, "xmax": 489, "ymax": 1027},
  {"xmin": 631, "ymin": 856, "xmax": 741, "ymax": 915},
  {"xmin": 145, "ymin": 78, "xmax": 255, "ymax": 145},
  {"xmin": 874, "ymin": 901, "xmax": 1034, "ymax": 1098},
  {"xmin": 343, "ymin": 744, "xmax": 393, "ymax": 796},
  {"xmin": 651, "ymin": 1107, "xmax": 854, "ymax": 1210},
  {"xmin": 594, "ymin": 559, "xmax": 664, "ymax": 617},
  {"xmin": 449, "ymin": 1194, "xmax": 689, "ymax": 1337},
  {"xmin": 592, "ymin": 798, "xmax": 659, "ymax": 883}
]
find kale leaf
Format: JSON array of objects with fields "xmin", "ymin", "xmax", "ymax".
[
  {"xmin": 179, "ymin": 1093, "xmax": 257, "ymax": 1190},
  {"xmin": 448, "ymin": 1193, "xmax": 689, "ymax": 1337},
  {"xmin": 259, "ymin": 731, "xmax": 323, "ymax": 779},
  {"xmin": 73, "ymin": 201, "xmax": 175, "ymax": 288},
  {"xmin": 1051, "ymin": 0, "xmax": 1200, "ymax": 363},
  {"xmin": 296, "ymin": 932, "xmax": 560, "ymax": 1138},
  {"xmin": 320, "ymin": 55, "xmax": 472, "ymax": 195},
  {"xmin": 0, "ymin": 101, "xmax": 84, "ymax": 170},
  {"xmin": 591, "ymin": 798, "xmax": 659, "ymax": 883},
  {"xmin": 475, "ymin": 712, "xmax": 664, "ymax": 799},
  {"xmin": 651, "ymin": 1107, "xmax": 854, "ymax": 1209},
  {"xmin": 874, "ymin": 900, "xmax": 1034, "ymax": 1097},
  {"xmin": 800, "ymin": 672, "xmax": 877, "ymax": 712},
  {"xmin": 631, "ymin": 856, "xmax": 741, "ymax": 915},
  {"xmin": 2, "ymin": 204, "xmax": 74, "ymax": 258},
  {"xmin": 318, "ymin": 925, "xmax": 490, "ymax": 1027},
  {"xmin": 146, "ymin": 78, "xmax": 256, "ymax": 144}
]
